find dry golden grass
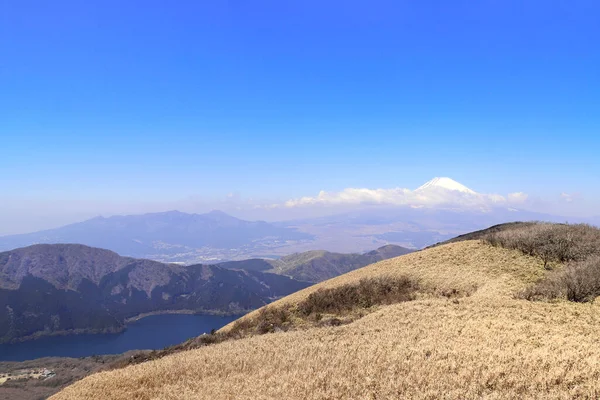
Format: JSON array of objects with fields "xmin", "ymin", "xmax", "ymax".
[
  {"xmin": 52, "ymin": 241, "xmax": 600, "ymax": 400},
  {"xmin": 221, "ymin": 240, "xmax": 546, "ymax": 331}
]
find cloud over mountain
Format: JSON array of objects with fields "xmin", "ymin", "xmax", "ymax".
[{"xmin": 281, "ymin": 177, "xmax": 530, "ymax": 211}]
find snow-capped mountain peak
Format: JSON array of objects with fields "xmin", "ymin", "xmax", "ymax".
[{"xmin": 415, "ymin": 177, "xmax": 477, "ymax": 195}]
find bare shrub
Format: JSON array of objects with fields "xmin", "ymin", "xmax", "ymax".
[
  {"xmin": 520, "ymin": 256, "xmax": 600, "ymax": 302},
  {"xmin": 229, "ymin": 306, "xmax": 293, "ymax": 336},
  {"xmin": 228, "ymin": 277, "xmax": 418, "ymax": 338},
  {"xmin": 485, "ymin": 222, "xmax": 600, "ymax": 302},
  {"xmin": 484, "ymin": 223, "xmax": 600, "ymax": 269},
  {"xmin": 297, "ymin": 276, "xmax": 418, "ymax": 316}
]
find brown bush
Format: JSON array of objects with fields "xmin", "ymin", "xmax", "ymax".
[
  {"xmin": 228, "ymin": 306, "xmax": 293, "ymax": 337},
  {"xmin": 297, "ymin": 276, "xmax": 418, "ymax": 316},
  {"xmin": 482, "ymin": 222, "xmax": 600, "ymax": 302},
  {"xmin": 520, "ymin": 256, "xmax": 600, "ymax": 302},
  {"xmin": 484, "ymin": 223, "xmax": 600, "ymax": 269},
  {"xmin": 223, "ymin": 276, "xmax": 420, "ymax": 341}
]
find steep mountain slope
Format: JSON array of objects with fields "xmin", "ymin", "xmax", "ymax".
[
  {"xmin": 0, "ymin": 244, "xmax": 310, "ymax": 343},
  {"xmin": 0, "ymin": 210, "xmax": 312, "ymax": 260},
  {"xmin": 54, "ymin": 237, "xmax": 600, "ymax": 399},
  {"xmin": 216, "ymin": 244, "xmax": 413, "ymax": 282}
]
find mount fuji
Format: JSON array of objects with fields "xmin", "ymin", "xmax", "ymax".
[{"xmin": 415, "ymin": 177, "xmax": 477, "ymax": 195}]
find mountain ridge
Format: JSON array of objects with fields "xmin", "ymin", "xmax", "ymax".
[
  {"xmin": 0, "ymin": 242, "xmax": 411, "ymax": 343},
  {"xmin": 216, "ymin": 244, "xmax": 412, "ymax": 283},
  {"xmin": 0, "ymin": 210, "xmax": 313, "ymax": 262},
  {"xmin": 0, "ymin": 243, "xmax": 311, "ymax": 343}
]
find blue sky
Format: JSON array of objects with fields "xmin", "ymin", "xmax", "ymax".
[{"xmin": 1, "ymin": 1, "xmax": 599, "ymax": 233}]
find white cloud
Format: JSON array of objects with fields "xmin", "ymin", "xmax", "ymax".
[
  {"xmin": 284, "ymin": 187, "xmax": 413, "ymax": 207},
  {"xmin": 281, "ymin": 183, "xmax": 523, "ymax": 211},
  {"xmin": 507, "ymin": 192, "xmax": 529, "ymax": 204},
  {"xmin": 560, "ymin": 192, "xmax": 580, "ymax": 203}
]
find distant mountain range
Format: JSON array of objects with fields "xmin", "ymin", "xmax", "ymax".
[
  {"xmin": 217, "ymin": 244, "xmax": 412, "ymax": 283},
  {"xmin": 0, "ymin": 244, "xmax": 310, "ymax": 343},
  {"xmin": 0, "ymin": 210, "xmax": 313, "ymax": 263},
  {"xmin": 0, "ymin": 208, "xmax": 451, "ymax": 263},
  {"xmin": 1, "ymin": 180, "xmax": 596, "ymax": 263}
]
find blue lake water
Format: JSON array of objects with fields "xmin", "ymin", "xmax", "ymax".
[{"xmin": 0, "ymin": 313, "xmax": 239, "ymax": 362}]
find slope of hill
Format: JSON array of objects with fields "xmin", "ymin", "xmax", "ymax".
[
  {"xmin": 217, "ymin": 244, "xmax": 412, "ymax": 282},
  {"xmin": 53, "ymin": 229, "xmax": 600, "ymax": 399},
  {"xmin": 0, "ymin": 210, "xmax": 313, "ymax": 261},
  {"xmin": 0, "ymin": 244, "xmax": 310, "ymax": 343}
]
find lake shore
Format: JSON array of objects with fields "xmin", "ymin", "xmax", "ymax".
[
  {"xmin": 0, "ymin": 311, "xmax": 242, "ymax": 399},
  {"xmin": 0, "ymin": 326, "xmax": 125, "ymax": 345},
  {"xmin": 1, "ymin": 309, "xmax": 248, "ymax": 345},
  {"xmin": 124, "ymin": 308, "xmax": 247, "ymax": 323}
]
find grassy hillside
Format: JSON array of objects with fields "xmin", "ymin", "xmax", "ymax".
[{"xmin": 52, "ymin": 227, "xmax": 600, "ymax": 399}]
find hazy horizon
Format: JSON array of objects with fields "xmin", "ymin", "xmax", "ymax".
[{"xmin": 1, "ymin": 176, "xmax": 598, "ymax": 236}]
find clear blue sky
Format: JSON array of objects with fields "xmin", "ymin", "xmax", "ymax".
[{"xmin": 1, "ymin": 1, "xmax": 599, "ymax": 232}]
